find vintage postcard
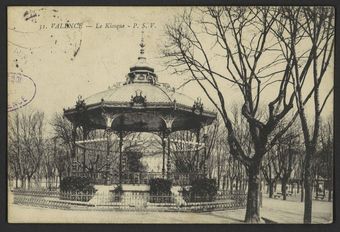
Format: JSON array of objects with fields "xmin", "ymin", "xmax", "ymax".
[{"xmin": 7, "ymin": 6, "xmax": 334, "ymax": 224}]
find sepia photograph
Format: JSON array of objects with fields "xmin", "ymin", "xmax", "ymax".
[{"xmin": 7, "ymin": 6, "xmax": 334, "ymax": 224}]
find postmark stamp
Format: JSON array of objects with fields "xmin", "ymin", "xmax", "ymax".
[{"xmin": 8, "ymin": 72, "xmax": 36, "ymax": 112}]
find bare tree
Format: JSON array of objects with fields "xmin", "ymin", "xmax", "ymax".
[
  {"xmin": 50, "ymin": 113, "xmax": 75, "ymax": 176},
  {"xmin": 170, "ymin": 130, "xmax": 199, "ymax": 173},
  {"xmin": 164, "ymin": 7, "xmax": 294, "ymax": 223},
  {"xmin": 42, "ymin": 139, "xmax": 57, "ymax": 189},
  {"xmin": 272, "ymin": 123, "xmax": 300, "ymax": 200},
  {"xmin": 163, "ymin": 6, "xmax": 334, "ymax": 223},
  {"xmin": 167, "ymin": 122, "xmax": 218, "ymax": 178},
  {"xmin": 294, "ymin": 152, "xmax": 305, "ymax": 202},
  {"xmin": 315, "ymin": 117, "xmax": 333, "ymax": 201},
  {"xmin": 8, "ymin": 110, "xmax": 45, "ymax": 189},
  {"xmin": 163, "ymin": 7, "xmax": 300, "ymax": 222},
  {"xmin": 22, "ymin": 111, "xmax": 45, "ymax": 188},
  {"xmin": 52, "ymin": 137, "xmax": 71, "ymax": 186},
  {"xmin": 8, "ymin": 112, "xmax": 23, "ymax": 188},
  {"xmin": 272, "ymin": 6, "xmax": 334, "ymax": 223},
  {"xmin": 214, "ymin": 126, "xmax": 229, "ymax": 189},
  {"xmin": 261, "ymin": 149, "xmax": 281, "ymax": 198},
  {"xmin": 201, "ymin": 122, "xmax": 219, "ymax": 177}
]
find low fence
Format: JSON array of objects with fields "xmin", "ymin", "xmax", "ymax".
[{"xmin": 11, "ymin": 189, "xmax": 247, "ymax": 212}]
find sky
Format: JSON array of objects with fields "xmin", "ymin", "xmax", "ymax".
[{"xmin": 8, "ymin": 7, "xmax": 334, "ymax": 135}]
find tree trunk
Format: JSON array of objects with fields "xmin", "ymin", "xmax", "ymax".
[
  {"xmin": 281, "ymin": 179, "xmax": 287, "ymax": 200},
  {"xmin": 222, "ymin": 176, "xmax": 226, "ymax": 190},
  {"xmin": 303, "ymin": 146, "xmax": 313, "ymax": 224},
  {"xmin": 27, "ymin": 176, "xmax": 31, "ymax": 189},
  {"xmin": 67, "ymin": 165, "xmax": 71, "ymax": 177},
  {"xmin": 245, "ymin": 163, "xmax": 261, "ymax": 223},
  {"xmin": 328, "ymin": 180, "xmax": 332, "ymax": 202},
  {"xmin": 304, "ymin": 176, "xmax": 312, "ymax": 223},
  {"xmin": 301, "ymin": 181, "xmax": 304, "ymax": 202},
  {"xmin": 243, "ymin": 179, "xmax": 247, "ymax": 192},
  {"xmin": 268, "ymin": 182, "xmax": 274, "ymax": 198},
  {"xmin": 59, "ymin": 174, "xmax": 62, "ymax": 188},
  {"xmin": 323, "ymin": 183, "xmax": 326, "ymax": 198},
  {"xmin": 315, "ymin": 179, "xmax": 319, "ymax": 197},
  {"xmin": 217, "ymin": 162, "xmax": 221, "ymax": 189},
  {"xmin": 20, "ymin": 177, "xmax": 25, "ymax": 189}
]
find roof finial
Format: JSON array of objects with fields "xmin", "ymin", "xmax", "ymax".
[{"xmin": 138, "ymin": 30, "xmax": 145, "ymax": 59}]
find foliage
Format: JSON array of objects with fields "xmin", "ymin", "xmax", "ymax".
[
  {"xmin": 110, "ymin": 185, "xmax": 123, "ymax": 202},
  {"xmin": 59, "ymin": 176, "xmax": 96, "ymax": 193},
  {"xmin": 126, "ymin": 150, "xmax": 147, "ymax": 172},
  {"xmin": 182, "ymin": 178, "xmax": 217, "ymax": 202},
  {"xmin": 113, "ymin": 185, "xmax": 123, "ymax": 193},
  {"xmin": 149, "ymin": 178, "xmax": 173, "ymax": 203},
  {"xmin": 149, "ymin": 178, "xmax": 172, "ymax": 195}
]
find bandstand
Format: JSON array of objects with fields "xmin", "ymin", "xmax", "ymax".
[{"xmin": 63, "ymin": 36, "xmax": 217, "ymax": 190}]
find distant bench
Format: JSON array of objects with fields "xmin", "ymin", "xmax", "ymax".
[
  {"xmin": 273, "ymin": 192, "xmax": 293, "ymax": 198},
  {"xmin": 315, "ymin": 194, "xmax": 325, "ymax": 200}
]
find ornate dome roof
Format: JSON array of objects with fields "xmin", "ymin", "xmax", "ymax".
[
  {"xmin": 64, "ymin": 33, "xmax": 216, "ymax": 132},
  {"xmin": 85, "ymin": 83, "xmax": 194, "ymax": 107}
]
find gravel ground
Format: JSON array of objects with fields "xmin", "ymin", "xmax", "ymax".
[
  {"xmin": 261, "ymin": 196, "xmax": 333, "ymax": 224},
  {"xmin": 8, "ymin": 194, "xmax": 333, "ymax": 224}
]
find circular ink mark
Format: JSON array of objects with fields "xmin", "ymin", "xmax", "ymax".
[{"xmin": 8, "ymin": 72, "xmax": 36, "ymax": 112}]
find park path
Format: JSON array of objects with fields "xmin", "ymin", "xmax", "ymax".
[
  {"xmin": 8, "ymin": 204, "xmax": 245, "ymax": 223},
  {"xmin": 88, "ymin": 185, "xmax": 116, "ymax": 205},
  {"xmin": 261, "ymin": 197, "xmax": 333, "ymax": 224},
  {"xmin": 7, "ymin": 194, "xmax": 332, "ymax": 224}
]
